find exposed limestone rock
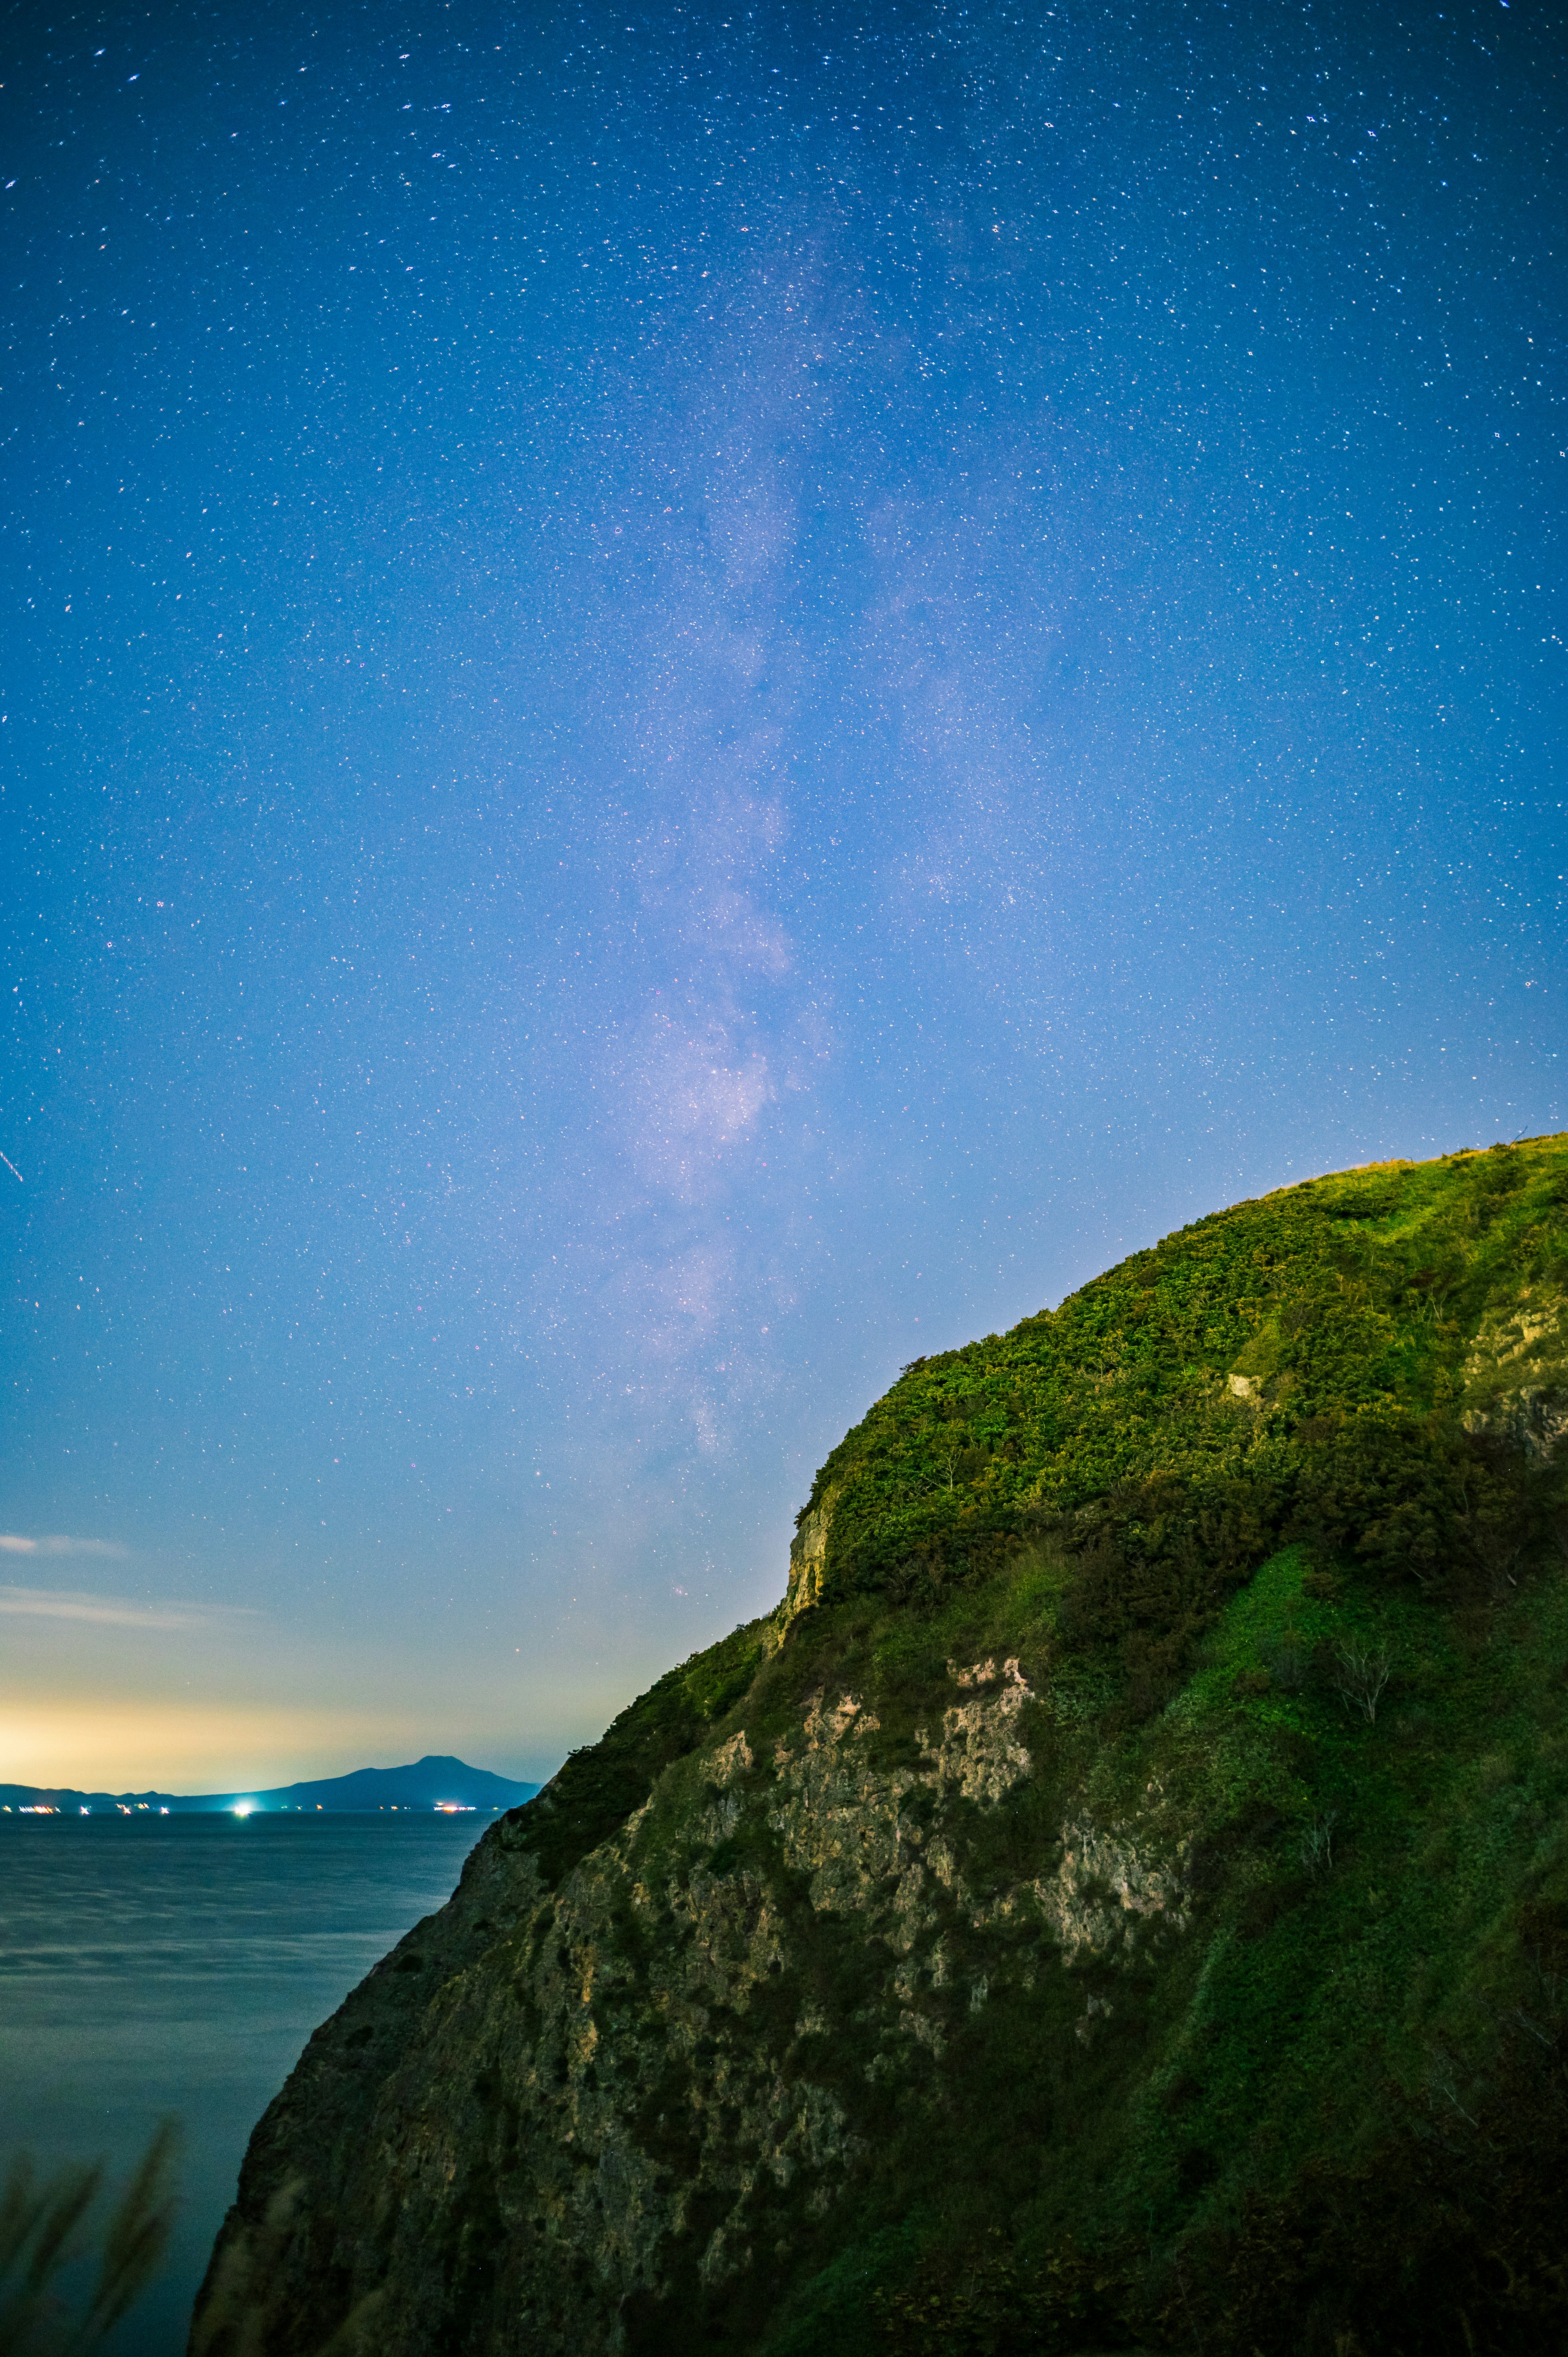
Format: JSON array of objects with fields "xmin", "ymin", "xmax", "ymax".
[
  {"xmin": 1462, "ymin": 1386, "xmax": 1568, "ymax": 1465},
  {"xmin": 709, "ymin": 1731, "xmax": 754, "ymax": 1783},
  {"xmin": 1035, "ymin": 1815, "xmax": 1190, "ymax": 1963},
  {"xmin": 920, "ymin": 1656, "xmax": 1032, "ymax": 1805},
  {"xmin": 777, "ymin": 1494, "xmax": 834, "ymax": 1631},
  {"xmin": 769, "ymin": 1689, "xmax": 920, "ymax": 1917}
]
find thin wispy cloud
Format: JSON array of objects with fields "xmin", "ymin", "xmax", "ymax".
[
  {"xmin": 0, "ymin": 1534, "xmax": 131, "ymax": 1559},
  {"xmin": 0, "ymin": 1585, "xmax": 258, "ymax": 1632}
]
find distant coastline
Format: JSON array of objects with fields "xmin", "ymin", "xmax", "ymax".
[{"xmin": 0, "ymin": 1753, "xmax": 541, "ymax": 1817}]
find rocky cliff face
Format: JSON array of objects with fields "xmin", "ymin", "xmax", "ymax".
[
  {"xmin": 196, "ymin": 1643, "xmax": 1190, "ymax": 2355},
  {"xmin": 194, "ymin": 1141, "xmax": 1568, "ymax": 2357}
]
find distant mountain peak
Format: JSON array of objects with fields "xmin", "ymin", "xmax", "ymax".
[{"xmin": 1, "ymin": 1756, "xmax": 542, "ymax": 1815}]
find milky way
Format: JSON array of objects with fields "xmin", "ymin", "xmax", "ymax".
[{"xmin": 1, "ymin": 1, "xmax": 1562, "ymax": 1784}]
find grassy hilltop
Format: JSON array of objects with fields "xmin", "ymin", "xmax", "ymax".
[{"xmin": 197, "ymin": 1138, "xmax": 1568, "ymax": 2357}]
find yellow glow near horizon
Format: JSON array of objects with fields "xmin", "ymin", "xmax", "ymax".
[{"xmin": 0, "ymin": 1698, "xmax": 418, "ymax": 1793}]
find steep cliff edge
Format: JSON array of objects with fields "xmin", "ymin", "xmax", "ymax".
[{"xmin": 193, "ymin": 1141, "xmax": 1568, "ymax": 2357}]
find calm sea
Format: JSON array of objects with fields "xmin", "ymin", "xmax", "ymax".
[{"xmin": 0, "ymin": 1811, "xmax": 490, "ymax": 2354}]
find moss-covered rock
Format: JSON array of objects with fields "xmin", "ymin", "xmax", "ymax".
[{"xmin": 193, "ymin": 1138, "xmax": 1568, "ymax": 2357}]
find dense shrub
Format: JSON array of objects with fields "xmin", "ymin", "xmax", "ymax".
[{"xmin": 1287, "ymin": 1412, "xmax": 1470, "ymax": 1584}]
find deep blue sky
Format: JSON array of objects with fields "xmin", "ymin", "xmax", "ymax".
[{"xmin": 2, "ymin": 0, "xmax": 1563, "ymax": 1789}]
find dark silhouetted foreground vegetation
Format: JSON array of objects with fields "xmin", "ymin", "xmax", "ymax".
[{"xmin": 0, "ymin": 2124, "xmax": 178, "ymax": 2356}]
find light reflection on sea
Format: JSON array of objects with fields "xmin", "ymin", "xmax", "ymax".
[{"xmin": 0, "ymin": 1812, "xmax": 490, "ymax": 2355}]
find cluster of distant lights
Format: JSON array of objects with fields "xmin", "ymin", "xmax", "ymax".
[
  {"xmin": 229, "ymin": 1800, "xmax": 478, "ymax": 1814},
  {"xmin": 7, "ymin": 1800, "xmax": 483, "ymax": 1815},
  {"xmin": 7, "ymin": 1802, "xmax": 170, "ymax": 1814}
]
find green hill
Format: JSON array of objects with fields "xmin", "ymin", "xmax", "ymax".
[{"xmin": 194, "ymin": 1138, "xmax": 1568, "ymax": 2357}]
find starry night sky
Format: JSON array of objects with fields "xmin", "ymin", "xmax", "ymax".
[{"xmin": 2, "ymin": 0, "xmax": 1563, "ymax": 1789}]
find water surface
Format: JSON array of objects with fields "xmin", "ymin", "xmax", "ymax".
[{"xmin": 0, "ymin": 1811, "xmax": 490, "ymax": 2353}]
